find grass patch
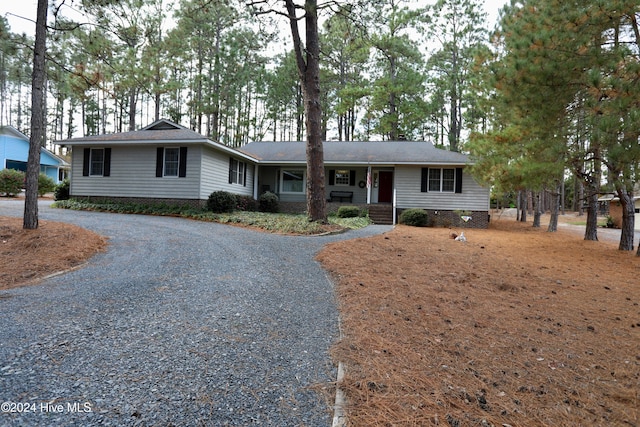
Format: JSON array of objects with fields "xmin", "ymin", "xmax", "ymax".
[{"xmin": 53, "ymin": 199, "xmax": 372, "ymax": 234}]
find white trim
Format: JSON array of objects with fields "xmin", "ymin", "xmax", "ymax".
[{"xmin": 279, "ymin": 168, "xmax": 306, "ymax": 194}]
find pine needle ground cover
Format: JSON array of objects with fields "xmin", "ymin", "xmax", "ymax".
[
  {"xmin": 0, "ymin": 217, "xmax": 107, "ymax": 289},
  {"xmin": 318, "ymin": 219, "xmax": 639, "ymax": 426}
]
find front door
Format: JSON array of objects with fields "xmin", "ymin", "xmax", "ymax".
[{"xmin": 378, "ymin": 171, "xmax": 393, "ymax": 203}]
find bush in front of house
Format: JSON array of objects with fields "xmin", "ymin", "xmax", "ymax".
[
  {"xmin": 399, "ymin": 208, "xmax": 429, "ymax": 227},
  {"xmin": 0, "ymin": 168, "xmax": 25, "ymax": 196},
  {"xmin": 38, "ymin": 173, "xmax": 56, "ymax": 196},
  {"xmin": 206, "ymin": 191, "xmax": 237, "ymax": 213},
  {"xmin": 236, "ymin": 195, "xmax": 258, "ymax": 212},
  {"xmin": 259, "ymin": 191, "xmax": 279, "ymax": 213},
  {"xmin": 54, "ymin": 179, "xmax": 70, "ymax": 200},
  {"xmin": 337, "ymin": 206, "xmax": 361, "ymax": 218}
]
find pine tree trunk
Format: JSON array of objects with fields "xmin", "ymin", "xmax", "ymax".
[
  {"xmin": 547, "ymin": 186, "xmax": 560, "ymax": 232},
  {"xmin": 23, "ymin": 0, "xmax": 48, "ymax": 230},
  {"xmin": 532, "ymin": 191, "xmax": 541, "ymax": 228},
  {"xmin": 301, "ymin": 0, "xmax": 325, "ymax": 222},
  {"xmin": 286, "ymin": 0, "xmax": 326, "ymax": 223},
  {"xmin": 519, "ymin": 190, "xmax": 527, "ymax": 222},
  {"xmin": 616, "ymin": 189, "xmax": 635, "ymax": 251},
  {"xmin": 584, "ymin": 188, "xmax": 599, "ymax": 241}
]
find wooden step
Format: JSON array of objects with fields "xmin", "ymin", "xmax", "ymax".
[{"xmin": 367, "ymin": 205, "xmax": 394, "ymax": 225}]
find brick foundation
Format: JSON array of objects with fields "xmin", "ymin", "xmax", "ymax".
[{"xmin": 397, "ymin": 208, "xmax": 490, "ymax": 229}]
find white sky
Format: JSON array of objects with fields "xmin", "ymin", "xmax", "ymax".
[{"xmin": 3, "ymin": 1, "xmax": 509, "ymax": 37}]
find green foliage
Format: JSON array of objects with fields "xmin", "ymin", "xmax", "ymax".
[
  {"xmin": 236, "ymin": 195, "xmax": 258, "ymax": 212},
  {"xmin": 206, "ymin": 191, "xmax": 237, "ymax": 213},
  {"xmin": 0, "ymin": 168, "xmax": 25, "ymax": 196},
  {"xmin": 337, "ymin": 205, "xmax": 362, "ymax": 218},
  {"xmin": 399, "ymin": 208, "xmax": 429, "ymax": 227},
  {"xmin": 53, "ymin": 199, "xmax": 371, "ymax": 234},
  {"xmin": 54, "ymin": 179, "xmax": 70, "ymax": 200},
  {"xmin": 258, "ymin": 191, "xmax": 279, "ymax": 213},
  {"xmin": 38, "ymin": 174, "xmax": 56, "ymax": 196}
]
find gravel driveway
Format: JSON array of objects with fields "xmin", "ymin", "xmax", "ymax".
[{"xmin": 0, "ymin": 199, "xmax": 391, "ymax": 426}]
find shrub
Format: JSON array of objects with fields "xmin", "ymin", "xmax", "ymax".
[
  {"xmin": 206, "ymin": 190, "xmax": 237, "ymax": 213},
  {"xmin": 236, "ymin": 195, "xmax": 258, "ymax": 212},
  {"xmin": 259, "ymin": 191, "xmax": 279, "ymax": 213},
  {"xmin": 337, "ymin": 205, "xmax": 361, "ymax": 218},
  {"xmin": 38, "ymin": 173, "xmax": 56, "ymax": 196},
  {"xmin": 54, "ymin": 179, "xmax": 70, "ymax": 200},
  {"xmin": 0, "ymin": 168, "xmax": 25, "ymax": 196},
  {"xmin": 399, "ymin": 208, "xmax": 429, "ymax": 227}
]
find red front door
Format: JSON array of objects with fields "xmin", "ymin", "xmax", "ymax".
[{"xmin": 378, "ymin": 171, "xmax": 393, "ymax": 203}]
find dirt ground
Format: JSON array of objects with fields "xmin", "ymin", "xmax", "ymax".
[
  {"xmin": 317, "ymin": 215, "xmax": 640, "ymax": 426},
  {"xmin": 2, "ymin": 210, "xmax": 639, "ymax": 426},
  {"xmin": 0, "ymin": 216, "xmax": 107, "ymax": 289}
]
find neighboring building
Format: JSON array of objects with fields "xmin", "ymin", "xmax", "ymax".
[
  {"xmin": 0, "ymin": 125, "xmax": 69, "ymax": 183},
  {"xmin": 56, "ymin": 119, "xmax": 491, "ymax": 227},
  {"xmin": 600, "ymin": 194, "xmax": 640, "ymax": 231}
]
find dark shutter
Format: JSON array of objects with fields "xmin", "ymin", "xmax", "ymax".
[
  {"xmin": 349, "ymin": 170, "xmax": 356, "ymax": 186},
  {"xmin": 421, "ymin": 168, "xmax": 428, "ymax": 192},
  {"xmin": 103, "ymin": 148, "xmax": 111, "ymax": 177},
  {"xmin": 229, "ymin": 158, "xmax": 234, "ymax": 184},
  {"xmin": 178, "ymin": 147, "xmax": 187, "ymax": 177},
  {"xmin": 83, "ymin": 148, "xmax": 90, "ymax": 176},
  {"xmin": 455, "ymin": 167, "xmax": 463, "ymax": 193},
  {"xmin": 156, "ymin": 147, "xmax": 164, "ymax": 177},
  {"xmin": 329, "ymin": 170, "xmax": 335, "ymax": 185}
]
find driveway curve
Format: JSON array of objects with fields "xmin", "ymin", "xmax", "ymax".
[{"xmin": 0, "ymin": 199, "xmax": 392, "ymax": 426}]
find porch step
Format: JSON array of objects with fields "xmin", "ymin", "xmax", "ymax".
[{"xmin": 367, "ymin": 205, "xmax": 394, "ymax": 225}]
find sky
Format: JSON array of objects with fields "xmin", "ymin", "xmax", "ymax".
[{"xmin": 3, "ymin": 0, "xmax": 509, "ymax": 38}]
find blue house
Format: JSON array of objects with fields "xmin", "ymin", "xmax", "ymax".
[{"xmin": 0, "ymin": 125, "xmax": 69, "ymax": 183}]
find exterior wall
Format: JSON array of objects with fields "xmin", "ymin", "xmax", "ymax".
[
  {"xmin": 70, "ymin": 145, "xmax": 202, "ymax": 199},
  {"xmin": 395, "ymin": 165, "xmax": 490, "ymax": 212},
  {"xmin": 199, "ymin": 146, "xmax": 254, "ymax": 199}
]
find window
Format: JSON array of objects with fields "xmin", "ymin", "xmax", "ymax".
[
  {"xmin": 83, "ymin": 148, "xmax": 111, "ymax": 177},
  {"xmin": 281, "ymin": 169, "xmax": 305, "ymax": 193},
  {"xmin": 428, "ymin": 168, "xmax": 441, "ymax": 192},
  {"xmin": 329, "ymin": 169, "xmax": 355, "ymax": 186},
  {"xmin": 156, "ymin": 147, "xmax": 187, "ymax": 178},
  {"xmin": 442, "ymin": 168, "xmax": 455, "ymax": 192},
  {"xmin": 229, "ymin": 158, "xmax": 246, "ymax": 185},
  {"xmin": 164, "ymin": 148, "xmax": 179, "ymax": 177},
  {"xmin": 90, "ymin": 148, "xmax": 104, "ymax": 176},
  {"xmin": 334, "ymin": 170, "xmax": 350, "ymax": 186},
  {"xmin": 422, "ymin": 167, "xmax": 462, "ymax": 193}
]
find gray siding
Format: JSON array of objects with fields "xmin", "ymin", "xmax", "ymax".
[
  {"xmin": 395, "ymin": 165, "xmax": 489, "ymax": 211},
  {"xmin": 70, "ymin": 145, "xmax": 202, "ymax": 199},
  {"xmin": 199, "ymin": 146, "xmax": 254, "ymax": 199}
]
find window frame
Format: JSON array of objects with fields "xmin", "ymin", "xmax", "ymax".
[
  {"xmin": 89, "ymin": 148, "xmax": 105, "ymax": 177},
  {"xmin": 422, "ymin": 167, "xmax": 460, "ymax": 193},
  {"xmin": 334, "ymin": 169, "xmax": 351, "ymax": 186},
  {"xmin": 163, "ymin": 147, "xmax": 180, "ymax": 177},
  {"xmin": 229, "ymin": 158, "xmax": 246, "ymax": 185},
  {"xmin": 280, "ymin": 169, "xmax": 306, "ymax": 194}
]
